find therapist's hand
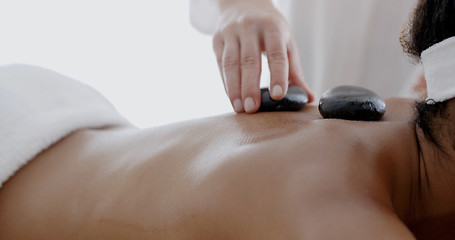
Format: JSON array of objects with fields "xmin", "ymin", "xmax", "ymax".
[{"xmin": 212, "ymin": 1, "xmax": 314, "ymax": 113}]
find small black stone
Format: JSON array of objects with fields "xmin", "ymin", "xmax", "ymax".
[
  {"xmin": 318, "ymin": 85, "xmax": 386, "ymax": 121},
  {"xmin": 258, "ymin": 85, "xmax": 308, "ymax": 112}
]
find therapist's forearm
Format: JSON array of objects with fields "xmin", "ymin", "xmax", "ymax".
[{"xmin": 189, "ymin": 0, "xmax": 277, "ymax": 34}]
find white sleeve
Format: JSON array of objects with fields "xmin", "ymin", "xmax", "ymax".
[{"xmin": 189, "ymin": 0, "xmax": 221, "ymax": 34}]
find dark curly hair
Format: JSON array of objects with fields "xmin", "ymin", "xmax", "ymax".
[
  {"xmin": 401, "ymin": 0, "xmax": 455, "ymax": 60},
  {"xmin": 401, "ymin": 0, "xmax": 455, "ymax": 148}
]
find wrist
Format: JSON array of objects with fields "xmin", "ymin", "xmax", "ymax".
[{"xmin": 218, "ymin": 0, "xmax": 276, "ymax": 15}]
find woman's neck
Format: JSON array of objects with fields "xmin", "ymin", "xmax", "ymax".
[
  {"xmin": 381, "ymin": 120, "xmax": 420, "ymax": 225},
  {"xmin": 407, "ymin": 100, "xmax": 455, "ymax": 237}
]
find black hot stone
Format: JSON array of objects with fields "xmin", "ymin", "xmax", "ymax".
[
  {"xmin": 258, "ymin": 85, "xmax": 309, "ymax": 112},
  {"xmin": 318, "ymin": 85, "xmax": 386, "ymax": 121}
]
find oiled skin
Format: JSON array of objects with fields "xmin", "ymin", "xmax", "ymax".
[{"xmin": 0, "ymin": 99, "xmax": 419, "ymax": 239}]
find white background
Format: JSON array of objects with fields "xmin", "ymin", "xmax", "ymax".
[{"xmin": 0, "ymin": 0, "xmax": 243, "ymax": 128}]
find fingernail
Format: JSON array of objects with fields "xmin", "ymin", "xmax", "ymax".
[
  {"xmin": 233, "ymin": 98, "xmax": 243, "ymax": 112},
  {"xmin": 272, "ymin": 85, "xmax": 283, "ymax": 98},
  {"xmin": 244, "ymin": 97, "xmax": 256, "ymax": 112}
]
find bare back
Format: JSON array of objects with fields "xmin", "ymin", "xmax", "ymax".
[{"xmin": 0, "ymin": 99, "xmax": 418, "ymax": 239}]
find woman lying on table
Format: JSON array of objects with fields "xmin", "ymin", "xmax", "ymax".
[{"xmin": 0, "ymin": 0, "xmax": 454, "ymax": 239}]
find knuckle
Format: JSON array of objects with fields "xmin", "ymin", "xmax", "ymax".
[
  {"xmin": 240, "ymin": 56, "xmax": 260, "ymax": 68},
  {"xmin": 268, "ymin": 50, "xmax": 287, "ymax": 64},
  {"xmin": 239, "ymin": 15, "xmax": 256, "ymax": 29},
  {"xmin": 264, "ymin": 22, "xmax": 289, "ymax": 39},
  {"xmin": 223, "ymin": 57, "xmax": 240, "ymax": 69},
  {"xmin": 218, "ymin": 22, "xmax": 237, "ymax": 36},
  {"xmin": 264, "ymin": 16, "xmax": 286, "ymax": 29},
  {"xmin": 223, "ymin": 23, "xmax": 237, "ymax": 33}
]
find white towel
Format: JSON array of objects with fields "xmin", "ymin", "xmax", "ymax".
[
  {"xmin": 0, "ymin": 64, "xmax": 129, "ymax": 188},
  {"xmin": 422, "ymin": 36, "xmax": 455, "ymax": 103}
]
